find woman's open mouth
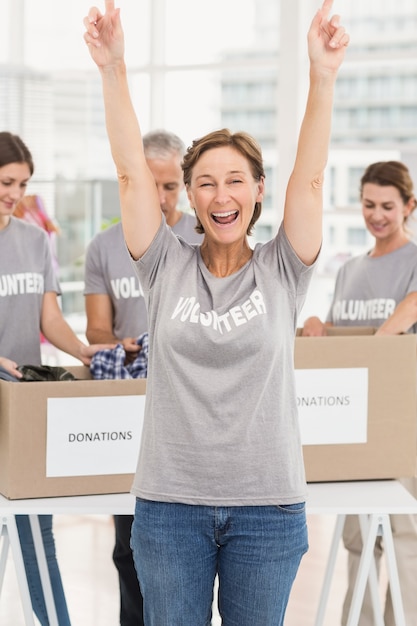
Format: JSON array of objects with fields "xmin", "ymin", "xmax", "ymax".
[{"xmin": 211, "ymin": 210, "xmax": 239, "ymax": 225}]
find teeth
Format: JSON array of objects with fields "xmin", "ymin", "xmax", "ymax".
[{"xmin": 212, "ymin": 211, "xmax": 237, "ymax": 217}]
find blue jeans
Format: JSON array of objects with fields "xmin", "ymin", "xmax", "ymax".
[
  {"xmin": 16, "ymin": 515, "xmax": 71, "ymax": 626},
  {"xmin": 131, "ymin": 499, "xmax": 308, "ymax": 626}
]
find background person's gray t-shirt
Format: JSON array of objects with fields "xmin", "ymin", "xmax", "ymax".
[
  {"xmin": 0, "ymin": 217, "xmax": 59, "ymax": 365},
  {"xmin": 326, "ymin": 242, "xmax": 417, "ymax": 331},
  {"xmin": 131, "ymin": 219, "xmax": 315, "ymax": 506},
  {"xmin": 84, "ymin": 214, "xmax": 202, "ymax": 339}
]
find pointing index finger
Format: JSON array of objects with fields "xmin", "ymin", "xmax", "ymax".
[
  {"xmin": 320, "ymin": 0, "xmax": 334, "ymax": 20},
  {"xmin": 104, "ymin": 0, "xmax": 116, "ymax": 13}
]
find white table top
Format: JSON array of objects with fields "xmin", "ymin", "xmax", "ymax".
[
  {"xmin": 0, "ymin": 480, "xmax": 416, "ymax": 516},
  {"xmin": 306, "ymin": 480, "xmax": 417, "ymax": 515},
  {"xmin": 0, "ymin": 492, "xmax": 135, "ymax": 515}
]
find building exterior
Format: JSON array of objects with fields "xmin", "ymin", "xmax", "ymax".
[
  {"xmin": 2, "ymin": 0, "xmax": 417, "ymax": 322},
  {"xmin": 218, "ymin": 1, "xmax": 417, "ymax": 320}
]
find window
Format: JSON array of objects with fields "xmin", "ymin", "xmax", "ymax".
[
  {"xmin": 347, "ymin": 227, "xmax": 368, "ymax": 247},
  {"xmin": 3, "ymin": 0, "xmax": 417, "ymax": 320}
]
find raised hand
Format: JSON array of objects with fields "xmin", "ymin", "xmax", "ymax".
[
  {"xmin": 83, "ymin": 0, "xmax": 124, "ymax": 68},
  {"xmin": 308, "ymin": 0, "xmax": 350, "ymax": 75}
]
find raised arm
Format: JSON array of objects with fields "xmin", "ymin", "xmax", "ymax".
[
  {"xmin": 84, "ymin": 1, "xmax": 161, "ymax": 260},
  {"xmin": 284, "ymin": 0, "xmax": 349, "ymax": 265}
]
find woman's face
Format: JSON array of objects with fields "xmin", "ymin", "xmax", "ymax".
[
  {"xmin": 0, "ymin": 162, "xmax": 32, "ymax": 226},
  {"xmin": 361, "ymin": 182, "xmax": 413, "ymax": 243},
  {"xmin": 186, "ymin": 146, "xmax": 264, "ymax": 245}
]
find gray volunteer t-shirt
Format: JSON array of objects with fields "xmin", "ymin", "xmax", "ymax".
[
  {"xmin": 84, "ymin": 213, "xmax": 202, "ymax": 338},
  {"xmin": 0, "ymin": 217, "xmax": 59, "ymax": 365},
  {"xmin": 131, "ymin": 218, "xmax": 315, "ymax": 506},
  {"xmin": 326, "ymin": 242, "xmax": 417, "ymax": 331}
]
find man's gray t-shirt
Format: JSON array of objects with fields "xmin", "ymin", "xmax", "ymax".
[
  {"xmin": 84, "ymin": 213, "xmax": 202, "ymax": 338},
  {"xmin": 0, "ymin": 217, "xmax": 59, "ymax": 364},
  {"xmin": 326, "ymin": 242, "xmax": 417, "ymax": 331},
  {"xmin": 131, "ymin": 219, "xmax": 315, "ymax": 506}
]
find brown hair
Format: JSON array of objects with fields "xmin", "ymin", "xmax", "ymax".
[
  {"xmin": 0, "ymin": 132, "xmax": 34, "ymax": 175},
  {"xmin": 360, "ymin": 161, "xmax": 417, "ymax": 220},
  {"xmin": 182, "ymin": 128, "xmax": 265, "ymax": 236}
]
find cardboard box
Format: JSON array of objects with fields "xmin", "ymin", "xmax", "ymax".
[
  {"xmin": 0, "ymin": 366, "xmax": 145, "ymax": 499},
  {"xmin": 2, "ymin": 330, "xmax": 416, "ymax": 497},
  {"xmin": 295, "ymin": 328, "xmax": 417, "ymax": 482}
]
